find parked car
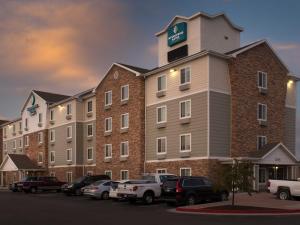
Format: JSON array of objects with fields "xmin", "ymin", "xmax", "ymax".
[
  {"xmin": 82, "ymin": 180, "xmax": 111, "ymax": 200},
  {"xmin": 9, "ymin": 176, "xmax": 38, "ymax": 192},
  {"xmin": 62, "ymin": 175, "xmax": 110, "ymax": 196},
  {"xmin": 162, "ymin": 176, "xmax": 229, "ymax": 205},
  {"xmin": 142, "ymin": 173, "xmax": 177, "ymax": 185},
  {"xmin": 268, "ymin": 179, "xmax": 300, "ymax": 200},
  {"xmin": 117, "ymin": 180, "xmax": 161, "ymax": 204},
  {"xmin": 22, "ymin": 176, "xmax": 66, "ymax": 193},
  {"xmin": 109, "ymin": 180, "xmax": 130, "ymax": 200}
]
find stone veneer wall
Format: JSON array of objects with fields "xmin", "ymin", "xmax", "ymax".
[{"xmin": 228, "ymin": 43, "xmax": 288, "ymax": 157}]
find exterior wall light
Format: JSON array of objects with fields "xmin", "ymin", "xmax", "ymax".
[
  {"xmin": 58, "ymin": 105, "xmax": 64, "ymax": 111},
  {"xmin": 287, "ymin": 80, "xmax": 294, "ymax": 88},
  {"xmin": 170, "ymin": 68, "xmax": 177, "ymax": 73}
]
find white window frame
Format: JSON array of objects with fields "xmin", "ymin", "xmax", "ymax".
[
  {"xmin": 180, "ymin": 133, "xmax": 192, "ymax": 152},
  {"xmin": 120, "ymin": 141, "xmax": 129, "ymax": 157},
  {"xmin": 87, "ymin": 100, "xmax": 93, "ymax": 113},
  {"xmin": 13, "ymin": 124, "xmax": 16, "ymax": 134},
  {"xmin": 50, "ymin": 151, "xmax": 55, "ymax": 163},
  {"xmin": 104, "ymin": 144, "xmax": 112, "ymax": 159},
  {"xmin": 105, "ymin": 170, "xmax": 112, "ymax": 179},
  {"xmin": 38, "ymin": 132, "xmax": 43, "ymax": 144},
  {"xmin": 67, "ymin": 126, "xmax": 72, "ymax": 139},
  {"xmin": 179, "ymin": 99, "xmax": 191, "ymax": 119},
  {"xmin": 19, "ymin": 122, "xmax": 22, "ymax": 132},
  {"xmin": 121, "ymin": 113, "xmax": 129, "ymax": 129},
  {"xmin": 257, "ymin": 71, "xmax": 267, "ymax": 89},
  {"xmin": 87, "ymin": 147, "xmax": 93, "ymax": 161},
  {"xmin": 257, "ymin": 103, "xmax": 267, "ymax": 121},
  {"xmin": 87, "ymin": 124, "xmax": 93, "ymax": 137},
  {"xmin": 4, "ymin": 127, "xmax": 7, "ymax": 137},
  {"xmin": 3, "ymin": 143, "xmax": 7, "ymax": 151},
  {"xmin": 257, "ymin": 136, "xmax": 267, "ymax": 150},
  {"xmin": 156, "ymin": 105, "xmax": 167, "ymax": 124},
  {"xmin": 105, "ymin": 91, "xmax": 112, "ymax": 106},
  {"xmin": 38, "ymin": 113, "xmax": 42, "ymax": 123},
  {"xmin": 25, "ymin": 118, "xmax": 28, "ymax": 130},
  {"xmin": 157, "ymin": 74, "xmax": 167, "ymax": 92},
  {"xmin": 180, "ymin": 167, "xmax": 192, "ymax": 176},
  {"xmin": 66, "ymin": 172, "xmax": 73, "ymax": 183},
  {"xmin": 50, "ymin": 130, "xmax": 55, "ymax": 142},
  {"xmin": 121, "ymin": 85, "xmax": 129, "ymax": 101},
  {"xmin": 50, "ymin": 110, "xmax": 54, "ymax": 121},
  {"xmin": 66, "ymin": 148, "xmax": 72, "ymax": 162},
  {"xmin": 156, "ymin": 168, "xmax": 167, "ymax": 174},
  {"xmin": 18, "ymin": 139, "xmax": 22, "ymax": 148},
  {"xmin": 120, "ymin": 170, "xmax": 129, "ymax": 180},
  {"xmin": 105, "ymin": 117, "xmax": 112, "ymax": 132},
  {"xmin": 180, "ymin": 66, "xmax": 191, "ymax": 85},
  {"xmin": 25, "ymin": 136, "xmax": 29, "ymax": 147},
  {"xmin": 66, "ymin": 104, "xmax": 72, "ymax": 116},
  {"xmin": 156, "ymin": 137, "xmax": 167, "ymax": 154},
  {"xmin": 13, "ymin": 140, "xmax": 16, "ymax": 149},
  {"xmin": 38, "ymin": 152, "xmax": 43, "ymax": 163}
]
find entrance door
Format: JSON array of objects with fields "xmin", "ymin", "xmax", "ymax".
[{"xmin": 258, "ymin": 168, "xmax": 267, "ymax": 190}]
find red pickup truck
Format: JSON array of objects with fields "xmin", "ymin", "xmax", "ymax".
[{"xmin": 23, "ymin": 176, "xmax": 66, "ymax": 193}]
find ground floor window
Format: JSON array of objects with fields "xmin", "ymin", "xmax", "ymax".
[
  {"xmin": 38, "ymin": 152, "xmax": 43, "ymax": 163},
  {"xmin": 156, "ymin": 168, "xmax": 167, "ymax": 174},
  {"xmin": 105, "ymin": 170, "xmax": 112, "ymax": 179},
  {"xmin": 86, "ymin": 171, "xmax": 93, "ymax": 176},
  {"xmin": 120, "ymin": 170, "xmax": 129, "ymax": 180},
  {"xmin": 50, "ymin": 172, "xmax": 55, "ymax": 177},
  {"xmin": 66, "ymin": 172, "xmax": 72, "ymax": 183},
  {"xmin": 180, "ymin": 167, "xmax": 191, "ymax": 176},
  {"xmin": 259, "ymin": 168, "xmax": 266, "ymax": 183}
]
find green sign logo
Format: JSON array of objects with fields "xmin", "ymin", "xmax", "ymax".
[
  {"xmin": 27, "ymin": 94, "xmax": 39, "ymax": 116},
  {"xmin": 168, "ymin": 22, "xmax": 187, "ymax": 47}
]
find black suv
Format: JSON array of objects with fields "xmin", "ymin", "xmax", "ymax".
[
  {"xmin": 9, "ymin": 176, "xmax": 38, "ymax": 192},
  {"xmin": 62, "ymin": 175, "xmax": 110, "ymax": 196},
  {"xmin": 162, "ymin": 176, "xmax": 228, "ymax": 205}
]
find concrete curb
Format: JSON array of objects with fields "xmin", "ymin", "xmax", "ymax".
[{"xmin": 176, "ymin": 207, "xmax": 300, "ymax": 216}]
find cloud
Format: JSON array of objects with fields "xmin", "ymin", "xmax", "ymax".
[{"xmin": 273, "ymin": 43, "xmax": 300, "ymax": 51}]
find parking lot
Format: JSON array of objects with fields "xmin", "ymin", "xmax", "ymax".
[{"xmin": 0, "ymin": 191, "xmax": 300, "ymax": 225}]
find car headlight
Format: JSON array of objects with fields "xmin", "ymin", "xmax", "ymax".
[{"xmin": 68, "ymin": 184, "xmax": 74, "ymax": 188}]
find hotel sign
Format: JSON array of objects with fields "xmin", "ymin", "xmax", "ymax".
[
  {"xmin": 167, "ymin": 22, "xmax": 187, "ymax": 47},
  {"xmin": 27, "ymin": 94, "xmax": 39, "ymax": 116}
]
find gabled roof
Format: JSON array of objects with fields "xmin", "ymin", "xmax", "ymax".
[
  {"xmin": 226, "ymin": 39, "xmax": 290, "ymax": 72},
  {"xmin": 0, "ymin": 154, "xmax": 42, "ymax": 171},
  {"xmin": 33, "ymin": 90, "xmax": 70, "ymax": 104},
  {"xmin": 117, "ymin": 63, "xmax": 150, "ymax": 74},
  {"xmin": 156, "ymin": 11, "xmax": 243, "ymax": 36}
]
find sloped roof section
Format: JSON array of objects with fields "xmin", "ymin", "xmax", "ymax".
[
  {"xmin": 248, "ymin": 143, "xmax": 279, "ymax": 158},
  {"xmin": 33, "ymin": 90, "xmax": 70, "ymax": 104},
  {"xmin": 117, "ymin": 63, "xmax": 150, "ymax": 74},
  {"xmin": 8, "ymin": 154, "xmax": 41, "ymax": 170}
]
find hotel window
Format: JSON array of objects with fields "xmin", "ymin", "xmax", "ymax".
[
  {"xmin": 105, "ymin": 117, "xmax": 112, "ymax": 132},
  {"xmin": 67, "ymin": 104, "xmax": 72, "ymax": 115},
  {"xmin": 157, "ymin": 75, "xmax": 166, "ymax": 92},
  {"xmin": 258, "ymin": 71, "xmax": 267, "ymax": 89},
  {"xmin": 66, "ymin": 148, "xmax": 72, "ymax": 161},
  {"xmin": 87, "ymin": 147, "xmax": 93, "ymax": 160},
  {"xmin": 104, "ymin": 144, "xmax": 112, "ymax": 158},
  {"xmin": 19, "ymin": 122, "xmax": 22, "ymax": 132},
  {"xmin": 3, "ymin": 143, "xmax": 7, "ymax": 151},
  {"xmin": 156, "ymin": 169, "xmax": 167, "ymax": 174},
  {"xmin": 157, "ymin": 106, "xmax": 167, "ymax": 123},
  {"xmin": 25, "ymin": 136, "xmax": 29, "ymax": 147},
  {"xmin": 86, "ymin": 171, "xmax": 93, "ymax": 176},
  {"xmin": 67, "ymin": 126, "xmax": 72, "ymax": 139},
  {"xmin": 156, "ymin": 137, "xmax": 167, "ymax": 154},
  {"xmin": 50, "ymin": 110, "xmax": 54, "ymax": 121},
  {"xmin": 50, "ymin": 172, "xmax": 55, "ymax": 177},
  {"xmin": 257, "ymin": 103, "xmax": 267, "ymax": 121},
  {"xmin": 50, "ymin": 130, "xmax": 55, "ymax": 142},
  {"xmin": 121, "ymin": 113, "xmax": 129, "ymax": 129},
  {"xmin": 180, "ymin": 67, "xmax": 191, "ymax": 85},
  {"xmin": 13, "ymin": 140, "xmax": 16, "ymax": 149},
  {"xmin": 87, "ymin": 124, "xmax": 93, "ymax": 137},
  {"xmin": 180, "ymin": 134, "xmax": 191, "ymax": 152},
  {"xmin": 87, "ymin": 100, "xmax": 93, "ymax": 113},
  {"xmin": 38, "ymin": 152, "xmax": 43, "ymax": 163},
  {"xmin": 120, "ymin": 170, "xmax": 129, "ymax": 180},
  {"xmin": 105, "ymin": 170, "xmax": 112, "ymax": 179},
  {"xmin": 50, "ymin": 151, "xmax": 55, "ymax": 163},
  {"xmin": 19, "ymin": 139, "xmax": 22, "ymax": 148},
  {"xmin": 66, "ymin": 172, "xmax": 72, "ymax": 183},
  {"xmin": 38, "ymin": 132, "xmax": 43, "ymax": 144},
  {"xmin": 121, "ymin": 85, "xmax": 129, "ymax": 101},
  {"xmin": 120, "ymin": 141, "xmax": 129, "ymax": 157},
  {"xmin": 180, "ymin": 168, "xmax": 191, "ymax": 176},
  {"xmin": 25, "ymin": 118, "xmax": 28, "ymax": 130},
  {"xmin": 13, "ymin": 124, "xmax": 16, "ymax": 134},
  {"xmin": 180, "ymin": 100, "xmax": 191, "ymax": 119},
  {"xmin": 3, "ymin": 127, "xmax": 7, "ymax": 137},
  {"xmin": 257, "ymin": 136, "xmax": 267, "ymax": 150},
  {"xmin": 38, "ymin": 113, "xmax": 42, "ymax": 123},
  {"xmin": 105, "ymin": 91, "xmax": 112, "ymax": 106}
]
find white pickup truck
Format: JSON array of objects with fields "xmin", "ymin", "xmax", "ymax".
[{"xmin": 268, "ymin": 179, "xmax": 300, "ymax": 200}]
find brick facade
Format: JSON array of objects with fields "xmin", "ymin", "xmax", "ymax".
[
  {"xmin": 228, "ymin": 43, "xmax": 288, "ymax": 157},
  {"xmin": 48, "ymin": 166, "xmax": 84, "ymax": 183},
  {"xmin": 95, "ymin": 65, "xmax": 145, "ymax": 180}
]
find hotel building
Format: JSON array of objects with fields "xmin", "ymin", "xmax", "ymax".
[{"xmin": 0, "ymin": 12, "xmax": 299, "ymax": 190}]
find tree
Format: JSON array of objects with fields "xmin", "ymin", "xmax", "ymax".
[{"xmin": 216, "ymin": 159, "xmax": 254, "ymax": 206}]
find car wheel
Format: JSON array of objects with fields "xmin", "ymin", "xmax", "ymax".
[
  {"xmin": 75, "ymin": 189, "xmax": 82, "ymax": 196},
  {"xmin": 143, "ymin": 192, "xmax": 154, "ymax": 205},
  {"xmin": 30, "ymin": 187, "xmax": 37, "ymax": 194},
  {"xmin": 186, "ymin": 195, "xmax": 196, "ymax": 205},
  {"xmin": 278, "ymin": 189, "xmax": 290, "ymax": 200},
  {"xmin": 101, "ymin": 191, "xmax": 109, "ymax": 200}
]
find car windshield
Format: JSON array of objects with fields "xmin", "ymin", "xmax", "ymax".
[
  {"xmin": 159, "ymin": 175, "xmax": 177, "ymax": 183},
  {"xmin": 21, "ymin": 177, "xmax": 37, "ymax": 182},
  {"xmin": 142, "ymin": 175, "xmax": 156, "ymax": 182},
  {"xmin": 164, "ymin": 179, "xmax": 178, "ymax": 188}
]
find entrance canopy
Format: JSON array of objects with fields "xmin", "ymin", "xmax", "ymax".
[
  {"xmin": 249, "ymin": 142, "xmax": 298, "ymax": 165},
  {"xmin": 0, "ymin": 154, "xmax": 43, "ymax": 172}
]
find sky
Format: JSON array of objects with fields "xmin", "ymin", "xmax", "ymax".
[{"xmin": 0, "ymin": 0, "xmax": 300, "ymax": 140}]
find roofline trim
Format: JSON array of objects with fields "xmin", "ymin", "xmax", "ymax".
[
  {"xmin": 261, "ymin": 142, "xmax": 298, "ymax": 161},
  {"xmin": 155, "ymin": 12, "xmax": 243, "ymax": 36}
]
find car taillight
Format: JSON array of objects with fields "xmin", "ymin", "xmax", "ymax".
[
  {"xmin": 133, "ymin": 186, "xmax": 138, "ymax": 191},
  {"xmin": 176, "ymin": 181, "xmax": 183, "ymax": 193}
]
